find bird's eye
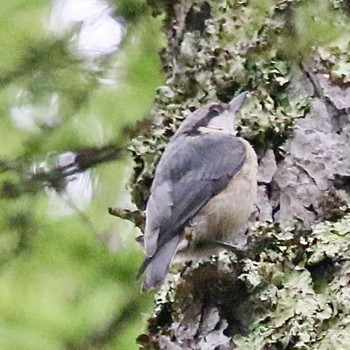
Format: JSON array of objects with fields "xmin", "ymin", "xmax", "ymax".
[{"xmin": 209, "ymin": 105, "xmax": 222, "ymax": 115}]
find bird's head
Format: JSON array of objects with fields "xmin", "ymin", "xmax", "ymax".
[{"xmin": 174, "ymin": 91, "xmax": 248, "ymax": 138}]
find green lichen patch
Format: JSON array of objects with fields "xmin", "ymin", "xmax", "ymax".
[{"xmin": 233, "ymin": 211, "xmax": 350, "ymax": 349}]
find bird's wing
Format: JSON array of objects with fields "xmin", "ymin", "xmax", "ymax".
[{"xmin": 144, "ymin": 133, "xmax": 246, "ymax": 257}]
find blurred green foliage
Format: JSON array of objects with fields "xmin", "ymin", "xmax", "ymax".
[{"xmin": 0, "ymin": 1, "xmax": 165, "ymax": 349}]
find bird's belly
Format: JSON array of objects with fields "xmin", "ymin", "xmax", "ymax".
[{"xmin": 177, "ymin": 154, "xmax": 257, "ymax": 257}]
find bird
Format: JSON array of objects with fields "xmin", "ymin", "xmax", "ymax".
[{"xmin": 138, "ymin": 92, "xmax": 258, "ymax": 290}]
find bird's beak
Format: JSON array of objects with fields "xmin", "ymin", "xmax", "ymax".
[{"xmin": 229, "ymin": 91, "xmax": 249, "ymax": 113}]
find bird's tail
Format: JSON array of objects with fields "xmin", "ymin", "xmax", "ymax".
[{"xmin": 138, "ymin": 235, "xmax": 180, "ymax": 291}]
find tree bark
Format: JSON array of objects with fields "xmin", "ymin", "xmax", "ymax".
[{"xmin": 115, "ymin": 1, "xmax": 350, "ymax": 348}]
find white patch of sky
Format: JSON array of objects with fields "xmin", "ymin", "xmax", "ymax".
[
  {"xmin": 10, "ymin": 91, "xmax": 60, "ymax": 132},
  {"xmin": 50, "ymin": 0, "xmax": 126, "ymax": 59}
]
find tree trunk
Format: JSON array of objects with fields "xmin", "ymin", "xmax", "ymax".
[{"xmin": 117, "ymin": 1, "xmax": 350, "ymax": 348}]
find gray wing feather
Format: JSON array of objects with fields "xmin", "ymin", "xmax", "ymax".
[
  {"xmin": 141, "ymin": 133, "xmax": 246, "ymax": 288},
  {"xmin": 144, "ymin": 180, "xmax": 173, "ymax": 256},
  {"xmin": 143, "ymin": 235, "xmax": 181, "ymax": 290}
]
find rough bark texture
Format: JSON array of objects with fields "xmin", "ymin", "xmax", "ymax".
[{"xmin": 114, "ymin": 0, "xmax": 350, "ymax": 348}]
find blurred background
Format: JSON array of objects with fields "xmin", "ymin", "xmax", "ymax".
[{"xmin": 0, "ymin": 1, "xmax": 164, "ymax": 349}]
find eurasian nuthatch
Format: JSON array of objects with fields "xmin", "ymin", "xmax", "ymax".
[{"xmin": 139, "ymin": 92, "xmax": 258, "ymax": 290}]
